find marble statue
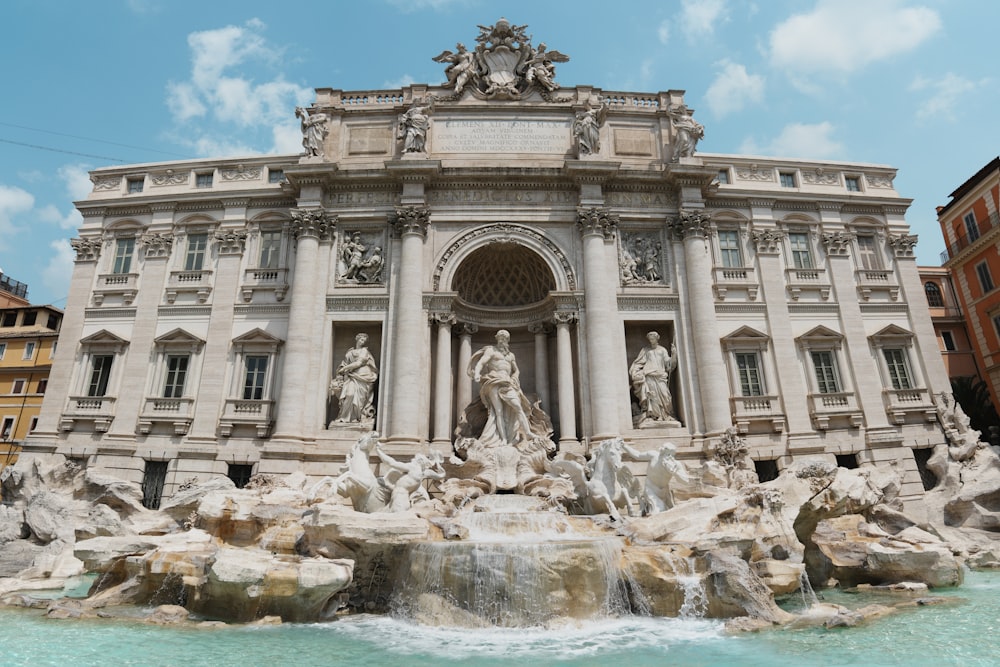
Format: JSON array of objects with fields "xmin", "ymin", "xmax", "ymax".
[
  {"xmin": 375, "ymin": 444, "xmax": 445, "ymax": 511},
  {"xmin": 712, "ymin": 427, "xmax": 758, "ymax": 490},
  {"xmin": 295, "ymin": 106, "xmax": 329, "ymax": 158},
  {"xmin": 338, "ymin": 231, "xmax": 384, "ymax": 284},
  {"xmin": 630, "ymin": 332, "xmax": 678, "ymax": 425},
  {"xmin": 587, "ymin": 437, "xmax": 644, "ymax": 518},
  {"xmin": 524, "ymin": 43, "xmax": 560, "ymax": 91},
  {"xmin": 330, "ymin": 431, "xmax": 389, "ymax": 512},
  {"xmin": 398, "ymin": 102, "xmax": 431, "ymax": 153},
  {"xmin": 621, "ymin": 441, "xmax": 690, "ymax": 513},
  {"xmin": 619, "ymin": 234, "xmax": 664, "ymax": 285},
  {"xmin": 936, "ymin": 392, "xmax": 983, "ymax": 462},
  {"xmin": 668, "ymin": 104, "xmax": 704, "ymax": 160},
  {"xmin": 573, "ymin": 104, "xmax": 607, "ymax": 156},
  {"xmin": 432, "ymin": 42, "xmax": 476, "ymax": 94},
  {"xmin": 330, "ymin": 333, "xmax": 378, "ymax": 425},
  {"xmin": 470, "ymin": 330, "xmax": 540, "ymax": 447}
]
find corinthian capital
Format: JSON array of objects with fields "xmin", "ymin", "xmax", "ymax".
[
  {"xmin": 70, "ymin": 237, "xmax": 102, "ymax": 262},
  {"xmin": 576, "ymin": 207, "xmax": 619, "ymax": 240},
  {"xmin": 290, "ymin": 208, "xmax": 336, "ymax": 241},
  {"xmin": 391, "ymin": 206, "xmax": 431, "ymax": 238},
  {"xmin": 888, "ymin": 233, "xmax": 918, "ymax": 258},
  {"xmin": 750, "ymin": 229, "xmax": 784, "ymax": 255},
  {"xmin": 821, "ymin": 231, "xmax": 854, "ymax": 256},
  {"xmin": 668, "ymin": 209, "xmax": 712, "ymax": 240}
]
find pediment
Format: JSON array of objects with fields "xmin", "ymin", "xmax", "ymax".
[
  {"xmin": 232, "ymin": 328, "xmax": 283, "ymax": 346},
  {"xmin": 870, "ymin": 324, "xmax": 913, "ymax": 344},
  {"xmin": 796, "ymin": 325, "xmax": 843, "ymax": 344},
  {"xmin": 154, "ymin": 328, "xmax": 205, "ymax": 348},
  {"xmin": 79, "ymin": 329, "xmax": 129, "ymax": 346},
  {"xmin": 722, "ymin": 325, "xmax": 769, "ymax": 341}
]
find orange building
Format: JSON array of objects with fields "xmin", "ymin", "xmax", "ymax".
[
  {"xmin": 0, "ymin": 280, "xmax": 63, "ymax": 470},
  {"xmin": 919, "ymin": 266, "xmax": 980, "ymax": 381},
  {"xmin": 939, "ymin": 157, "xmax": 1000, "ymax": 413}
]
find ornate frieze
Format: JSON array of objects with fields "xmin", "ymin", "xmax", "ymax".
[
  {"xmin": 866, "ymin": 174, "xmax": 894, "ymax": 189},
  {"xmin": 290, "ymin": 208, "xmax": 336, "ymax": 241},
  {"xmin": 140, "ymin": 232, "xmax": 174, "ymax": 259},
  {"xmin": 801, "ymin": 169, "xmax": 839, "ymax": 185},
  {"xmin": 888, "ymin": 233, "xmax": 918, "ymax": 258},
  {"xmin": 668, "ymin": 210, "xmax": 712, "ymax": 240},
  {"xmin": 70, "ymin": 237, "xmax": 103, "ymax": 262},
  {"xmin": 213, "ymin": 230, "xmax": 248, "ymax": 255},
  {"xmin": 390, "ymin": 206, "xmax": 430, "ymax": 238},
  {"xmin": 220, "ymin": 165, "xmax": 262, "ymax": 182},
  {"xmin": 576, "ymin": 207, "xmax": 619, "ymax": 240},
  {"xmin": 751, "ymin": 229, "xmax": 784, "ymax": 255},
  {"xmin": 326, "ymin": 296, "xmax": 391, "ymax": 312},
  {"xmin": 150, "ymin": 170, "xmax": 189, "ymax": 186},
  {"xmin": 91, "ymin": 175, "xmax": 121, "ymax": 191},
  {"xmin": 338, "ymin": 230, "xmax": 385, "ymax": 285},
  {"xmin": 616, "ymin": 296, "xmax": 680, "ymax": 312},
  {"xmin": 821, "ymin": 231, "xmax": 854, "ymax": 256},
  {"xmin": 619, "ymin": 231, "xmax": 665, "ymax": 285},
  {"xmin": 735, "ymin": 165, "xmax": 774, "ymax": 182}
]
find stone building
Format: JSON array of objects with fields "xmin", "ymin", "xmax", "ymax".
[
  {"xmin": 919, "ymin": 266, "xmax": 980, "ymax": 382},
  {"xmin": 24, "ymin": 20, "xmax": 952, "ymax": 508}
]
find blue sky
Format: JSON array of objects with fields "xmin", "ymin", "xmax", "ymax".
[{"xmin": 2, "ymin": 0, "xmax": 996, "ymax": 305}]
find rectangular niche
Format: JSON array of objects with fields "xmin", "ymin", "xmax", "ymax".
[
  {"xmin": 624, "ymin": 321, "xmax": 683, "ymax": 428},
  {"xmin": 328, "ymin": 323, "xmax": 384, "ymax": 428},
  {"xmin": 348, "ymin": 126, "xmax": 393, "ymax": 155}
]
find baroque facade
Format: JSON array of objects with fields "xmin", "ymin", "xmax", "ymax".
[{"xmin": 26, "ymin": 21, "xmax": 951, "ymax": 507}]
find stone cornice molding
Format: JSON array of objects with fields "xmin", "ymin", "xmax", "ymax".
[
  {"xmin": 390, "ymin": 205, "xmax": 431, "ymax": 238},
  {"xmin": 150, "ymin": 202, "xmax": 178, "ymax": 213},
  {"xmin": 668, "ymin": 209, "xmax": 712, "ymax": 240},
  {"xmin": 214, "ymin": 230, "xmax": 248, "ymax": 255},
  {"xmin": 290, "ymin": 208, "xmax": 336, "ymax": 241},
  {"xmin": 139, "ymin": 232, "xmax": 174, "ymax": 259},
  {"xmin": 816, "ymin": 201, "xmax": 843, "ymax": 212},
  {"xmin": 71, "ymin": 237, "xmax": 102, "ymax": 263},
  {"xmin": 748, "ymin": 198, "xmax": 776, "ymax": 209},
  {"xmin": 564, "ymin": 160, "xmax": 621, "ymax": 184},
  {"xmin": 883, "ymin": 204, "xmax": 910, "ymax": 216},
  {"xmin": 821, "ymin": 231, "xmax": 854, "ymax": 256},
  {"xmin": 750, "ymin": 229, "xmax": 785, "ymax": 255},
  {"xmin": 576, "ymin": 207, "xmax": 619, "ymax": 240},
  {"xmin": 888, "ymin": 233, "xmax": 918, "ymax": 258},
  {"xmin": 222, "ymin": 198, "xmax": 251, "ymax": 209}
]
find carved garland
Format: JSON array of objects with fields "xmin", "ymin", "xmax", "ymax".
[{"xmin": 432, "ymin": 222, "xmax": 577, "ymax": 291}]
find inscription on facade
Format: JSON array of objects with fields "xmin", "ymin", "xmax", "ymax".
[
  {"xmin": 429, "ymin": 189, "xmax": 576, "ymax": 205},
  {"xmin": 435, "ymin": 119, "xmax": 571, "ymax": 153}
]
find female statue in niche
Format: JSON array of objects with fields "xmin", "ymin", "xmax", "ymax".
[
  {"xmin": 330, "ymin": 333, "xmax": 378, "ymax": 425},
  {"xmin": 629, "ymin": 331, "xmax": 677, "ymax": 425}
]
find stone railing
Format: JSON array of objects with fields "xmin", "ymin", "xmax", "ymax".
[
  {"xmin": 713, "ymin": 266, "xmax": 759, "ymax": 300},
  {"xmin": 785, "ymin": 267, "xmax": 830, "ymax": 301},
  {"xmin": 854, "ymin": 269, "xmax": 899, "ymax": 301},
  {"xmin": 138, "ymin": 397, "xmax": 195, "ymax": 435},
  {"xmin": 241, "ymin": 267, "xmax": 289, "ymax": 302},
  {"xmin": 61, "ymin": 396, "xmax": 117, "ymax": 432},
  {"xmin": 166, "ymin": 270, "xmax": 214, "ymax": 304},
  {"xmin": 882, "ymin": 387, "xmax": 936, "ymax": 424},
  {"xmin": 219, "ymin": 399, "xmax": 274, "ymax": 438},
  {"xmin": 730, "ymin": 394, "xmax": 785, "ymax": 433},
  {"xmin": 807, "ymin": 391, "xmax": 863, "ymax": 430}
]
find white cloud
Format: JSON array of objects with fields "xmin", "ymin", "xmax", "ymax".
[
  {"xmin": 910, "ymin": 73, "xmax": 989, "ymax": 122},
  {"xmin": 0, "ymin": 185, "xmax": 34, "ymax": 246},
  {"xmin": 383, "ymin": 75, "xmax": 416, "ymax": 89},
  {"xmin": 36, "ymin": 205, "xmax": 82, "ymax": 231},
  {"xmin": 769, "ymin": 0, "xmax": 941, "ymax": 75},
  {"xmin": 58, "ymin": 164, "xmax": 94, "ymax": 201},
  {"xmin": 704, "ymin": 60, "xmax": 765, "ymax": 117},
  {"xmin": 739, "ymin": 122, "xmax": 844, "ymax": 159},
  {"xmin": 271, "ymin": 122, "xmax": 303, "ymax": 155},
  {"xmin": 41, "ymin": 238, "xmax": 75, "ymax": 304},
  {"xmin": 384, "ymin": 0, "xmax": 469, "ymax": 12},
  {"xmin": 680, "ymin": 0, "xmax": 728, "ymax": 37},
  {"xmin": 657, "ymin": 20, "xmax": 671, "ymax": 45}
]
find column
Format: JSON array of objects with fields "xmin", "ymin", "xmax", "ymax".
[
  {"xmin": 577, "ymin": 208, "xmax": 624, "ymax": 440},
  {"xmin": 431, "ymin": 312, "xmax": 455, "ymax": 445},
  {"xmin": 669, "ymin": 210, "xmax": 731, "ymax": 433},
  {"xmin": 386, "ymin": 206, "xmax": 430, "ymax": 444},
  {"xmin": 553, "ymin": 313, "xmax": 578, "ymax": 449},
  {"xmin": 455, "ymin": 323, "xmax": 478, "ymax": 417},
  {"xmin": 528, "ymin": 322, "xmax": 552, "ymax": 411},
  {"xmin": 272, "ymin": 209, "xmax": 335, "ymax": 439}
]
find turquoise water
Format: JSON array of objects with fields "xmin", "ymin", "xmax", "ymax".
[{"xmin": 2, "ymin": 571, "xmax": 999, "ymax": 667}]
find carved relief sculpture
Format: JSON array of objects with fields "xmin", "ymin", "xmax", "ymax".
[
  {"xmin": 630, "ymin": 331, "xmax": 680, "ymax": 427},
  {"xmin": 338, "ymin": 231, "xmax": 384, "ymax": 284},
  {"xmin": 619, "ymin": 232, "xmax": 664, "ymax": 285},
  {"xmin": 295, "ymin": 106, "xmax": 330, "ymax": 158},
  {"xmin": 573, "ymin": 104, "xmax": 607, "ymax": 156},
  {"xmin": 398, "ymin": 101, "xmax": 431, "ymax": 153},
  {"xmin": 668, "ymin": 104, "xmax": 704, "ymax": 160},
  {"xmin": 330, "ymin": 333, "xmax": 378, "ymax": 425}
]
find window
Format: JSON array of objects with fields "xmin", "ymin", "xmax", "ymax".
[
  {"xmin": 46, "ymin": 313, "xmax": 60, "ymax": 330},
  {"xmin": 735, "ymin": 352, "xmax": 764, "ymax": 396},
  {"xmin": 11, "ymin": 379, "xmax": 26, "ymax": 394},
  {"xmin": 716, "ymin": 169, "xmax": 729, "ymax": 185},
  {"xmin": 1, "ymin": 418, "xmax": 13, "ymax": 440},
  {"xmin": 195, "ymin": 172, "xmax": 213, "ymax": 188},
  {"xmin": 964, "ymin": 212, "xmax": 980, "ymax": 242},
  {"xmin": 810, "ymin": 351, "xmax": 842, "ymax": 394},
  {"xmin": 127, "ymin": 178, "xmax": 144, "ymax": 194},
  {"xmin": 924, "ymin": 282, "xmax": 944, "ymax": 307},
  {"xmin": 50, "ymin": 341, "xmax": 57, "ymax": 358},
  {"xmin": 259, "ymin": 230, "xmax": 282, "ymax": 269},
  {"xmin": 184, "ymin": 233, "xmax": 208, "ymax": 271},
  {"xmin": 856, "ymin": 235, "xmax": 881, "ymax": 270},
  {"xmin": 780, "ymin": 172, "xmax": 796, "ymax": 188},
  {"xmin": 243, "ymin": 355, "xmax": 269, "ymax": 400},
  {"xmin": 1, "ymin": 312, "xmax": 15, "ymax": 327},
  {"xmin": 162, "ymin": 354, "xmax": 189, "ymax": 398},
  {"xmin": 941, "ymin": 331, "xmax": 956, "ymax": 351},
  {"xmin": 228, "ymin": 464, "xmax": 254, "ymax": 489},
  {"xmin": 976, "ymin": 261, "xmax": 994, "ymax": 294},
  {"xmin": 882, "ymin": 348, "xmax": 913, "ymax": 390},
  {"xmin": 87, "ymin": 355, "xmax": 114, "ymax": 397},
  {"xmin": 22, "ymin": 311, "xmax": 36, "ymax": 326},
  {"xmin": 28, "ymin": 416, "xmax": 38, "ymax": 433},
  {"xmin": 22, "ymin": 342, "xmax": 35, "ymax": 360},
  {"xmin": 141, "ymin": 460, "xmax": 168, "ymax": 510},
  {"xmin": 268, "ymin": 169, "xmax": 285, "ymax": 184},
  {"xmin": 845, "ymin": 176, "xmax": 861, "ymax": 192},
  {"xmin": 37, "ymin": 378, "xmax": 47, "ymax": 394},
  {"xmin": 788, "ymin": 232, "xmax": 813, "ymax": 269},
  {"xmin": 754, "ymin": 459, "xmax": 779, "ymax": 482},
  {"xmin": 718, "ymin": 230, "xmax": 742, "ymax": 268},
  {"xmin": 0, "ymin": 343, "xmax": 5, "ymax": 359},
  {"xmin": 112, "ymin": 237, "xmax": 135, "ymax": 274},
  {"xmin": 836, "ymin": 453, "xmax": 859, "ymax": 469}
]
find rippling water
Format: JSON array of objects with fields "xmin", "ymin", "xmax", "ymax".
[{"xmin": 2, "ymin": 571, "xmax": 999, "ymax": 667}]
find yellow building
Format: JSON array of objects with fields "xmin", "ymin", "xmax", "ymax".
[{"xmin": 0, "ymin": 292, "xmax": 63, "ymax": 469}]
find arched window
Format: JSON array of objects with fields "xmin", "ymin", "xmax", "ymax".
[{"xmin": 924, "ymin": 281, "xmax": 944, "ymax": 307}]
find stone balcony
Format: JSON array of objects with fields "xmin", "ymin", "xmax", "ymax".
[
  {"xmin": 729, "ymin": 394, "xmax": 785, "ymax": 433},
  {"xmin": 240, "ymin": 267, "xmax": 289, "ymax": 303},
  {"xmin": 219, "ymin": 399, "xmax": 274, "ymax": 438},
  {"xmin": 138, "ymin": 397, "xmax": 195, "ymax": 435},
  {"xmin": 713, "ymin": 266, "xmax": 759, "ymax": 301},
  {"xmin": 785, "ymin": 267, "xmax": 831, "ymax": 301},
  {"xmin": 60, "ymin": 395, "xmax": 116, "ymax": 432},
  {"xmin": 882, "ymin": 388, "xmax": 936, "ymax": 424},
  {"xmin": 93, "ymin": 273, "xmax": 139, "ymax": 306},
  {"xmin": 807, "ymin": 391, "xmax": 863, "ymax": 430},
  {"xmin": 166, "ymin": 270, "xmax": 213, "ymax": 304},
  {"xmin": 855, "ymin": 269, "xmax": 899, "ymax": 301}
]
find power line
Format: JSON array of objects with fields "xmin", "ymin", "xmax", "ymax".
[
  {"xmin": 0, "ymin": 121, "xmax": 191, "ymax": 159},
  {"xmin": 0, "ymin": 137, "xmax": 127, "ymax": 163}
]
